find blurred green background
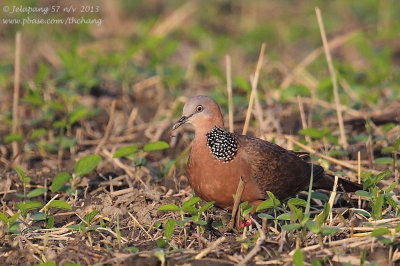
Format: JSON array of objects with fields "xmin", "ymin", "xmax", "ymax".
[{"xmin": 0, "ymin": 0, "xmax": 399, "ymax": 128}]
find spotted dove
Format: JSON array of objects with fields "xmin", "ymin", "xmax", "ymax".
[{"xmin": 172, "ymin": 96, "xmax": 361, "ymax": 209}]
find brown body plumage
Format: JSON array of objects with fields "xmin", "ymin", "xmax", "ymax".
[{"xmin": 172, "ymin": 96, "xmax": 361, "ymax": 209}]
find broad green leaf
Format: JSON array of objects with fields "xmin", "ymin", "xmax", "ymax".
[
  {"xmin": 143, "ymin": 141, "xmax": 169, "ymax": 152},
  {"xmin": 74, "ymin": 154, "xmax": 102, "ymax": 176},
  {"xmin": 292, "ymin": 249, "xmax": 304, "ymax": 266},
  {"xmin": 306, "ymin": 220, "xmax": 320, "ymax": 234},
  {"xmin": 276, "ymin": 213, "xmax": 291, "ymax": 220},
  {"xmin": 31, "ymin": 212, "xmax": 47, "ymax": 221},
  {"xmin": 355, "ymin": 190, "xmax": 371, "ymax": 198},
  {"xmin": 257, "ymin": 213, "xmax": 274, "ymax": 220},
  {"xmin": 47, "ymin": 200, "xmax": 72, "ymax": 210},
  {"xmin": 299, "ymin": 128, "xmax": 330, "ymax": 139},
  {"xmin": 256, "ymin": 199, "xmax": 274, "ymax": 212},
  {"xmin": 16, "ymin": 201, "xmax": 43, "ymax": 215},
  {"xmin": 164, "ymin": 219, "xmax": 175, "ymax": 240},
  {"xmin": 288, "ymin": 198, "xmax": 307, "ymax": 207},
  {"xmin": 27, "ymin": 188, "xmax": 47, "ymax": 198},
  {"xmin": 113, "ymin": 145, "xmax": 138, "ymax": 158},
  {"xmin": 374, "ymin": 170, "xmax": 392, "ymax": 182},
  {"xmin": 50, "ymin": 172, "xmax": 71, "ymax": 192},
  {"xmin": 311, "ymin": 192, "xmax": 329, "ymax": 201},
  {"xmin": 198, "ymin": 201, "xmax": 214, "ymax": 213},
  {"xmin": 282, "ymin": 223, "xmax": 301, "ymax": 231},
  {"xmin": 3, "ymin": 133, "xmax": 23, "ymax": 143},
  {"xmin": 374, "ymin": 157, "xmax": 393, "ymax": 165},
  {"xmin": 352, "ymin": 209, "xmax": 371, "ymax": 217},
  {"xmin": 370, "ymin": 227, "xmax": 390, "ymax": 237},
  {"xmin": 158, "ymin": 204, "xmax": 180, "ymax": 212},
  {"xmin": 321, "ymin": 227, "xmax": 340, "ymax": 235},
  {"xmin": 182, "ymin": 197, "xmax": 200, "ymax": 209}
]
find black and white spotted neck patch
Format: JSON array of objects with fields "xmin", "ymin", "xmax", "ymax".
[{"xmin": 206, "ymin": 126, "xmax": 238, "ymax": 162}]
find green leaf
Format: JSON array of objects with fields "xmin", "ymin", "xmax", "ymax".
[
  {"xmin": 288, "ymin": 198, "xmax": 307, "ymax": 207},
  {"xmin": 257, "ymin": 213, "xmax": 274, "ymax": 220},
  {"xmin": 68, "ymin": 106, "xmax": 90, "ymax": 124},
  {"xmin": 198, "ymin": 201, "xmax": 214, "ymax": 213},
  {"xmin": 124, "ymin": 246, "xmax": 139, "ymax": 253},
  {"xmin": 321, "ymin": 227, "xmax": 340, "ymax": 235},
  {"xmin": 374, "ymin": 170, "xmax": 392, "ymax": 182},
  {"xmin": 195, "ymin": 220, "xmax": 208, "ymax": 226},
  {"xmin": 371, "ymin": 194, "xmax": 384, "ymax": 220},
  {"xmin": 355, "ymin": 190, "xmax": 371, "ymax": 197},
  {"xmin": 282, "ymin": 223, "xmax": 301, "ymax": 231},
  {"xmin": 315, "ymin": 203, "xmax": 330, "ymax": 227},
  {"xmin": 182, "ymin": 197, "xmax": 200, "ymax": 209},
  {"xmin": 47, "ymin": 200, "xmax": 72, "ymax": 210},
  {"xmin": 46, "ymin": 215, "xmax": 54, "ymax": 229},
  {"xmin": 306, "ymin": 221, "xmax": 320, "ymax": 234},
  {"xmin": 30, "ymin": 128, "xmax": 47, "ymax": 139},
  {"xmin": 8, "ymin": 212, "xmax": 20, "ymax": 224},
  {"xmin": 311, "ymin": 192, "xmax": 329, "ymax": 201},
  {"xmin": 16, "ymin": 201, "xmax": 43, "ymax": 215},
  {"xmin": 276, "ymin": 213, "xmax": 291, "ymax": 220},
  {"xmin": 27, "ymin": 188, "xmax": 47, "ymax": 198},
  {"xmin": 31, "ymin": 212, "xmax": 47, "ymax": 221},
  {"xmin": 50, "ymin": 172, "xmax": 71, "ymax": 192},
  {"xmin": 374, "ymin": 157, "xmax": 393, "ymax": 165},
  {"xmin": 155, "ymin": 238, "xmax": 167, "ymax": 248},
  {"xmin": 15, "ymin": 167, "xmax": 30, "ymax": 185},
  {"xmin": 352, "ymin": 209, "xmax": 371, "ymax": 218},
  {"xmin": 164, "ymin": 219, "xmax": 175, "ymax": 240},
  {"xmin": 113, "ymin": 145, "xmax": 138, "ymax": 158},
  {"xmin": 370, "ymin": 227, "xmax": 390, "ymax": 237},
  {"xmin": 84, "ymin": 210, "xmax": 99, "ymax": 224},
  {"xmin": 299, "ymin": 128, "xmax": 330, "ymax": 139},
  {"xmin": 3, "ymin": 133, "xmax": 23, "ymax": 143},
  {"xmin": 0, "ymin": 212, "xmax": 8, "ymax": 224},
  {"xmin": 384, "ymin": 182, "xmax": 398, "ymax": 193},
  {"xmin": 158, "ymin": 204, "xmax": 180, "ymax": 212},
  {"xmin": 240, "ymin": 201, "xmax": 253, "ymax": 217},
  {"xmin": 292, "ymin": 249, "xmax": 304, "ymax": 266},
  {"xmin": 311, "ymin": 259, "xmax": 322, "ymax": 266},
  {"xmin": 256, "ymin": 199, "xmax": 274, "ymax": 212},
  {"xmin": 143, "ymin": 141, "xmax": 169, "ymax": 152},
  {"xmin": 74, "ymin": 154, "xmax": 102, "ymax": 176},
  {"xmin": 396, "ymin": 223, "xmax": 400, "ymax": 232}
]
